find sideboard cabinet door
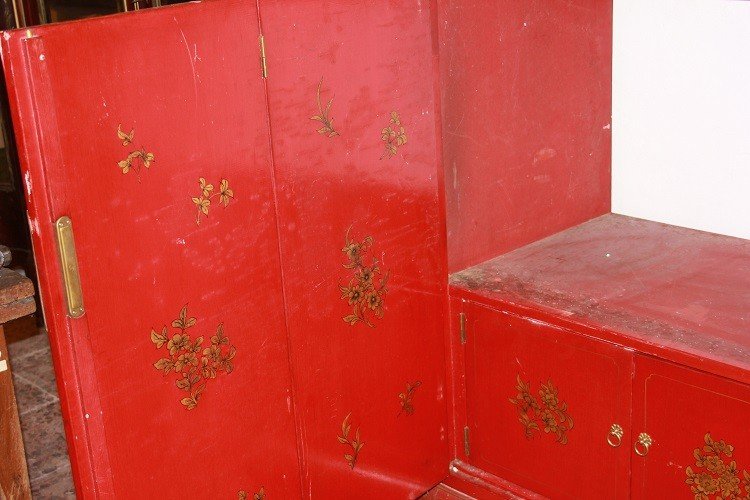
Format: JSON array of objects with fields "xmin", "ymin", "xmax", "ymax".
[
  {"xmin": 462, "ymin": 300, "xmax": 633, "ymax": 499},
  {"xmin": 1, "ymin": 2, "xmax": 301, "ymax": 497},
  {"xmin": 632, "ymin": 355, "xmax": 750, "ymax": 499}
]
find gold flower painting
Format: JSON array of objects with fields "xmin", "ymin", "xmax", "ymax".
[{"xmin": 339, "ymin": 227, "xmax": 389, "ymax": 328}]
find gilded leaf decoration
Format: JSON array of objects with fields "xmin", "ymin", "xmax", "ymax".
[
  {"xmin": 151, "ymin": 306, "xmax": 237, "ymax": 409},
  {"xmin": 509, "ymin": 375, "xmax": 573, "ymax": 444},
  {"xmin": 398, "ymin": 381, "xmax": 422, "ymax": 416},
  {"xmin": 191, "ymin": 177, "xmax": 234, "ymax": 225},
  {"xmin": 238, "ymin": 487, "xmax": 265, "ymax": 500},
  {"xmin": 685, "ymin": 433, "xmax": 750, "ymax": 500},
  {"xmin": 311, "ymin": 77, "xmax": 339, "ymax": 137},
  {"xmin": 116, "ymin": 124, "xmax": 155, "ymax": 174},
  {"xmin": 380, "ymin": 111, "xmax": 407, "ymax": 159},
  {"xmin": 337, "ymin": 413, "xmax": 364, "ymax": 469},
  {"xmin": 339, "ymin": 226, "xmax": 389, "ymax": 328}
]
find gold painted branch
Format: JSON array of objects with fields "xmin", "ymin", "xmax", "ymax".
[
  {"xmin": 337, "ymin": 413, "xmax": 364, "ymax": 469},
  {"xmin": 311, "ymin": 77, "xmax": 339, "ymax": 137},
  {"xmin": 398, "ymin": 381, "xmax": 422, "ymax": 416}
]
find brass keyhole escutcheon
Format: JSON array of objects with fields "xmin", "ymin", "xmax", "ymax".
[
  {"xmin": 607, "ymin": 424, "xmax": 624, "ymax": 448},
  {"xmin": 635, "ymin": 432, "xmax": 653, "ymax": 456}
]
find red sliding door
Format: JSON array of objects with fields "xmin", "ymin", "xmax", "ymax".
[
  {"xmin": 1, "ymin": 2, "xmax": 301, "ymax": 498},
  {"xmin": 260, "ymin": 0, "xmax": 450, "ymax": 496}
]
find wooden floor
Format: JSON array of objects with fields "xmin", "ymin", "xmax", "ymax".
[{"xmin": 7, "ymin": 318, "xmax": 75, "ymax": 498}]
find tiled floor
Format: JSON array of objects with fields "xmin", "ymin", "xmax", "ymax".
[{"xmin": 8, "ymin": 327, "xmax": 75, "ymax": 498}]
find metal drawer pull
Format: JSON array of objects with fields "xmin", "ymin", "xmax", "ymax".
[
  {"xmin": 607, "ymin": 424, "xmax": 624, "ymax": 447},
  {"xmin": 635, "ymin": 432, "xmax": 653, "ymax": 456}
]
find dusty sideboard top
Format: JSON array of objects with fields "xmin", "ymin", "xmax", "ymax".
[{"xmin": 451, "ymin": 213, "xmax": 750, "ymax": 381}]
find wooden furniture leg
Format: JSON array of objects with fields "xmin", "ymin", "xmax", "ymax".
[
  {"xmin": 0, "ymin": 324, "xmax": 31, "ymax": 500},
  {"xmin": 0, "ymin": 261, "xmax": 36, "ymax": 500}
]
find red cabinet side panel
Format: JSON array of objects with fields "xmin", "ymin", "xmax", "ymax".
[
  {"xmin": 438, "ymin": 0, "xmax": 613, "ymax": 272},
  {"xmin": 1, "ymin": 3, "xmax": 302, "ymax": 498},
  {"xmin": 261, "ymin": 0, "xmax": 450, "ymax": 496}
]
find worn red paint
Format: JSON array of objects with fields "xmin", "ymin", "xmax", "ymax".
[
  {"xmin": 1, "ymin": 2, "xmax": 302, "ymax": 497},
  {"xmin": 2, "ymin": 0, "xmax": 450, "ymax": 497},
  {"xmin": 261, "ymin": 0, "xmax": 450, "ymax": 496},
  {"xmin": 4, "ymin": 0, "xmax": 748, "ymax": 498},
  {"xmin": 450, "ymin": 214, "xmax": 750, "ymax": 383},
  {"xmin": 438, "ymin": 0, "xmax": 613, "ymax": 273}
]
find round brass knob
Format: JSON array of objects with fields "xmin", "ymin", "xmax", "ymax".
[
  {"xmin": 607, "ymin": 424, "xmax": 624, "ymax": 448},
  {"xmin": 635, "ymin": 432, "xmax": 653, "ymax": 456}
]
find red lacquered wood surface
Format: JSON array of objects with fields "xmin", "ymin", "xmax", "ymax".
[
  {"xmin": 438, "ymin": 0, "xmax": 612, "ymax": 273},
  {"xmin": 450, "ymin": 214, "xmax": 750, "ymax": 385},
  {"xmin": 632, "ymin": 355, "xmax": 750, "ymax": 499},
  {"xmin": 461, "ymin": 299, "xmax": 632, "ymax": 499},
  {"xmin": 1, "ymin": 3, "xmax": 301, "ymax": 498},
  {"xmin": 260, "ymin": 0, "xmax": 450, "ymax": 496}
]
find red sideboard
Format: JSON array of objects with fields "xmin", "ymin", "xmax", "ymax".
[{"xmin": 448, "ymin": 214, "xmax": 750, "ymax": 499}]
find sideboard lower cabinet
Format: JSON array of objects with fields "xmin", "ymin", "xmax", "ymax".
[
  {"xmin": 461, "ymin": 301, "xmax": 633, "ymax": 499},
  {"xmin": 455, "ymin": 296, "xmax": 750, "ymax": 499},
  {"xmin": 631, "ymin": 355, "xmax": 750, "ymax": 500}
]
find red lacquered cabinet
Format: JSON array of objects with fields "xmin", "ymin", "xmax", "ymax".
[
  {"xmin": 1, "ymin": 2, "xmax": 303, "ymax": 497},
  {"xmin": 448, "ymin": 215, "xmax": 750, "ymax": 499},
  {"xmin": 1, "ymin": 0, "xmax": 749, "ymax": 497},
  {"xmin": 450, "ymin": 293, "xmax": 750, "ymax": 499},
  {"xmin": 460, "ymin": 300, "xmax": 632, "ymax": 499},
  {"xmin": 1, "ymin": 0, "xmax": 449, "ymax": 498},
  {"xmin": 632, "ymin": 355, "xmax": 750, "ymax": 500}
]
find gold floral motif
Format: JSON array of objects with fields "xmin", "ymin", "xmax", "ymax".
[
  {"xmin": 685, "ymin": 433, "xmax": 750, "ymax": 500},
  {"xmin": 191, "ymin": 177, "xmax": 234, "ymax": 225},
  {"xmin": 311, "ymin": 77, "xmax": 339, "ymax": 137},
  {"xmin": 380, "ymin": 111, "xmax": 407, "ymax": 159},
  {"xmin": 238, "ymin": 488, "xmax": 265, "ymax": 500},
  {"xmin": 398, "ymin": 381, "xmax": 422, "ymax": 416},
  {"xmin": 508, "ymin": 375, "xmax": 574, "ymax": 444},
  {"xmin": 337, "ymin": 413, "xmax": 364, "ymax": 469},
  {"xmin": 339, "ymin": 226, "xmax": 389, "ymax": 327},
  {"xmin": 151, "ymin": 306, "xmax": 236, "ymax": 409},
  {"xmin": 116, "ymin": 124, "xmax": 155, "ymax": 174}
]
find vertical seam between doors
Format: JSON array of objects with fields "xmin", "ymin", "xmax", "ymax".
[{"xmin": 254, "ymin": 2, "xmax": 308, "ymax": 498}]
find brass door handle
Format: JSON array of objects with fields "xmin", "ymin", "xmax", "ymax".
[
  {"xmin": 635, "ymin": 432, "xmax": 653, "ymax": 456},
  {"xmin": 607, "ymin": 424, "xmax": 624, "ymax": 448},
  {"xmin": 55, "ymin": 216, "xmax": 85, "ymax": 318}
]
